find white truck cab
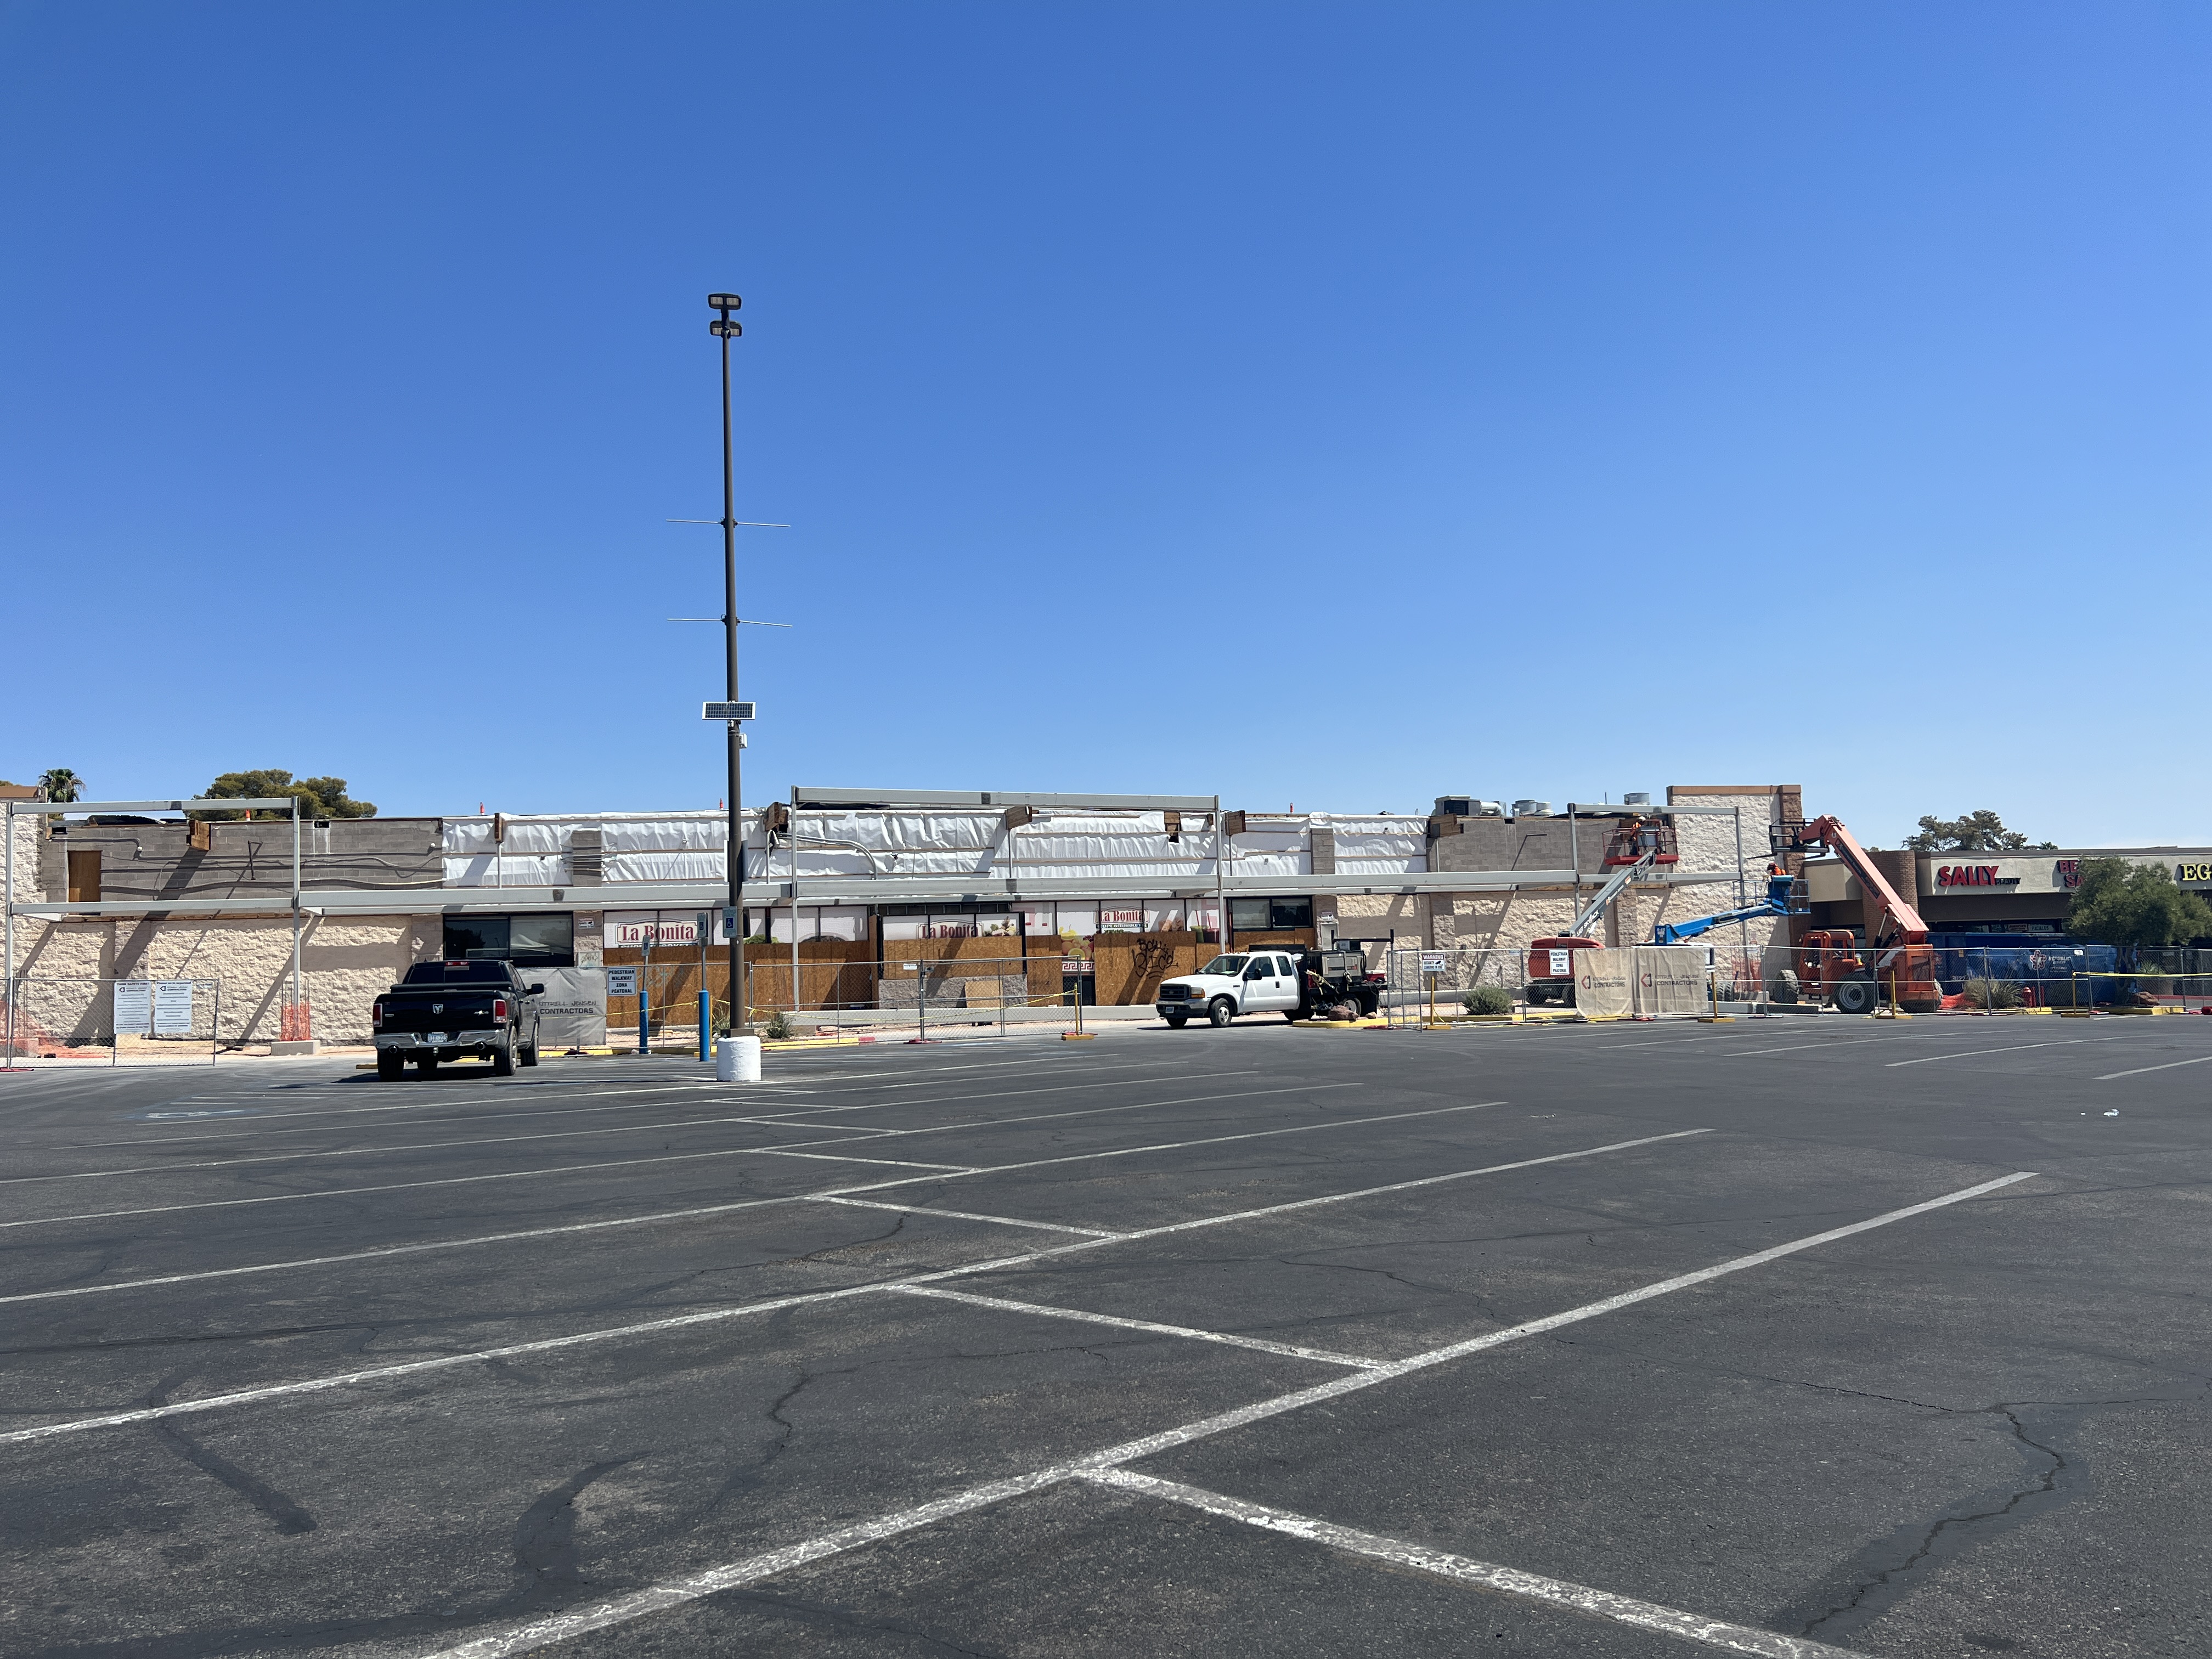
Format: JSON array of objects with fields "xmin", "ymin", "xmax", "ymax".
[{"xmin": 1155, "ymin": 951, "xmax": 1303, "ymax": 1028}]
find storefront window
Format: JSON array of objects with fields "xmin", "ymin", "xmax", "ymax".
[
  {"xmin": 1231, "ymin": 896, "xmax": 1312, "ymax": 932},
  {"xmin": 442, "ymin": 913, "xmax": 574, "ymax": 967}
]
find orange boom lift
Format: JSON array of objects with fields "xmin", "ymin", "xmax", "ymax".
[{"xmin": 1786, "ymin": 816, "xmax": 1941, "ymax": 1014}]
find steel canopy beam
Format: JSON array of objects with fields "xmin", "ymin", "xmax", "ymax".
[
  {"xmin": 5, "ymin": 797, "xmax": 300, "ymax": 816},
  {"xmin": 10, "ymin": 865, "xmax": 1740, "ymax": 919},
  {"xmin": 794, "ymin": 787, "xmax": 1219, "ymax": 812}
]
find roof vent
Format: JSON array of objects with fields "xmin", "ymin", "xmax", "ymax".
[
  {"xmin": 1510, "ymin": 799, "xmax": 1551, "ymax": 818},
  {"xmin": 1623, "ymin": 792, "xmax": 1651, "ymax": 807}
]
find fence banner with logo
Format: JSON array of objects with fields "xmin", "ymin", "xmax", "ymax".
[
  {"xmin": 1633, "ymin": 946, "xmax": 1708, "ymax": 1015},
  {"xmin": 1573, "ymin": 949, "xmax": 1634, "ymax": 1019}
]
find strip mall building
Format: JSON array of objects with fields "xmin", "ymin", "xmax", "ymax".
[
  {"xmin": 22, "ymin": 783, "xmax": 2196, "ymax": 1049},
  {"xmin": 6, "ymin": 783, "xmax": 1801, "ymax": 1046},
  {"xmin": 1800, "ymin": 848, "xmax": 2212, "ymax": 936}
]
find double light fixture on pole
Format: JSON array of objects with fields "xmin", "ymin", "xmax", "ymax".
[
  {"xmin": 692, "ymin": 295, "xmax": 794, "ymax": 1035},
  {"xmin": 710, "ymin": 291, "xmax": 745, "ymax": 1035}
]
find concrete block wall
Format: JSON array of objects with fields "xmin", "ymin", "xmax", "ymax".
[
  {"xmin": 1335, "ymin": 893, "xmax": 1432, "ymax": 966},
  {"xmin": 9, "ymin": 912, "xmax": 416, "ymax": 1045}
]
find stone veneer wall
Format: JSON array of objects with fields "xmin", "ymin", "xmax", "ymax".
[
  {"xmin": 9, "ymin": 910, "xmax": 428, "ymax": 1044},
  {"xmin": 1336, "ymin": 786, "xmax": 1801, "ymax": 991}
]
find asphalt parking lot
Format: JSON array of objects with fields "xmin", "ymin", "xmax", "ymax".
[{"xmin": 2, "ymin": 1012, "xmax": 2210, "ymax": 1658}]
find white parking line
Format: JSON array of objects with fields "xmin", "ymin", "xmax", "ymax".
[
  {"xmin": 0, "ymin": 1084, "xmax": 1324, "ymax": 1233},
  {"xmin": 29, "ymin": 1071, "xmax": 1259, "ymax": 1180},
  {"xmin": 1579, "ymin": 1037, "xmax": 1730, "ymax": 1051},
  {"xmin": 811, "ymin": 1197, "xmax": 1113, "ymax": 1238},
  {"xmin": 0, "ymin": 1121, "xmax": 1687, "ymax": 1308},
  {"xmin": 740, "ymin": 1069, "xmax": 1257, "ymax": 1120},
  {"xmin": 1724, "ymin": 1034, "xmax": 1914, "ymax": 1058},
  {"xmin": 770, "ymin": 1061, "xmax": 1178, "ymax": 1099},
  {"xmin": 415, "ymin": 1171, "xmax": 2030, "ymax": 1658},
  {"xmin": 105, "ymin": 1055, "xmax": 1163, "ymax": 1132},
  {"xmin": 1885, "ymin": 1040, "xmax": 2085, "ymax": 1068},
  {"xmin": 2096, "ymin": 1052, "xmax": 2212, "ymax": 1081},
  {"xmin": 891, "ymin": 1286, "xmax": 1386, "ymax": 1370},
  {"xmin": 747, "ymin": 1150, "xmax": 977, "ymax": 1170},
  {"xmin": 56, "ymin": 1066, "xmax": 1250, "ymax": 1159},
  {"xmin": 0, "ymin": 1128, "xmax": 1706, "ymax": 1444},
  {"xmin": 827, "ymin": 1093, "xmax": 1474, "ymax": 1189},
  {"xmin": 1, "ymin": 1116, "xmax": 894, "ymax": 1186},
  {"xmin": 1082, "ymin": 1470, "xmax": 1857, "ymax": 1657}
]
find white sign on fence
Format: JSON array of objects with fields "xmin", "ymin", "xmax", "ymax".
[
  {"xmin": 153, "ymin": 980, "xmax": 195, "ymax": 1035},
  {"xmin": 114, "ymin": 980, "xmax": 153, "ymax": 1035},
  {"xmin": 605, "ymin": 967, "xmax": 639, "ymax": 995},
  {"xmin": 1420, "ymin": 953, "xmax": 1448, "ymax": 974},
  {"xmin": 1548, "ymin": 948, "xmax": 1573, "ymax": 977}
]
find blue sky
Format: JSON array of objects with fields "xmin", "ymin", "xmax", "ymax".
[{"xmin": 4, "ymin": 2, "xmax": 2205, "ymax": 846}]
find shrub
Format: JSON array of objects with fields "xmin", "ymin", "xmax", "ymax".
[
  {"xmin": 1960, "ymin": 976, "xmax": 2022, "ymax": 1011},
  {"xmin": 761, "ymin": 1008, "xmax": 794, "ymax": 1039},
  {"xmin": 1462, "ymin": 985, "xmax": 1515, "ymax": 1017}
]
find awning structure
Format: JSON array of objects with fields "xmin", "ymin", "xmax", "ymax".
[
  {"xmin": 12, "ymin": 866, "xmax": 1740, "ymax": 919},
  {"xmin": 7, "ymin": 786, "xmax": 1753, "ymax": 921}
]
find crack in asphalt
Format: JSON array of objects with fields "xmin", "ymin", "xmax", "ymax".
[
  {"xmin": 1788, "ymin": 1404, "xmax": 2073, "ymax": 1641},
  {"xmin": 1769, "ymin": 1379, "xmax": 2210, "ymax": 1643}
]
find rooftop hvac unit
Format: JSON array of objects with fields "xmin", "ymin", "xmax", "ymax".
[
  {"xmin": 1623, "ymin": 792, "xmax": 1651, "ymax": 806},
  {"xmin": 1433, "ymin": 796, "xmax": 1504, "ymax": 817},
  {"xmin": 1510, "ymin": 799, "xmax": 1552, "ymax": 818}
]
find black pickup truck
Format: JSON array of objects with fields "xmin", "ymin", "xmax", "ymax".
[{"xmin": 371, "ymin": 960, "xmax": 544, "ymax": 1080}]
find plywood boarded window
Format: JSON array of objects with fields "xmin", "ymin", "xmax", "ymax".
[{"xmin": 66, "ymin": 849, "xmax": 101, "ymax": 902}]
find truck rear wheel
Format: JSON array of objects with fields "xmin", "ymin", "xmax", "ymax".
[
  {"xmin": 491, "ymin": 1035, "xmax": 515, "ymax": 1076},
  {"xmin": 1207, "ymin": 997, "xmax": 1235, "ymax": 1028},
  {"xmin": 376, "ymin": 1051, "xmax": 404, "ymax": 1081},
  {"xmin": 520, "ymin": 1022, "xmax": 540, "ymax": 1066}
]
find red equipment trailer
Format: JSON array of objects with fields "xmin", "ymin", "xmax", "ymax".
[{"xmin": 1524, "ymin": 934, "xmax": 1601, "ymax": 1005}]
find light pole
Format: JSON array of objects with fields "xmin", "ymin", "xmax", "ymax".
[{"xmin": 709, "ymin": 291, "xmax": 746, "ymax": 1033}]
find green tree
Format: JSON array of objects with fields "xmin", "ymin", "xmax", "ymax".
[
  {"xmin": 192, "ymin": 770, "xmax": 377, "ymax": 821},
  {"xmin": 2067, "ymin": 859, "xmax": 2212, "ymax": 951},
  {"xmin": 36, "ymin": 768, "xmax": 82, "ymax": 803},
  {"xmin": 1904, "ymin": 809, "xmax": 2056, "ymax": 853}
]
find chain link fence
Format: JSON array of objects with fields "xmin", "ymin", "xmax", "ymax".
[{"xmin": 3, "ymin": 977, "xmax": 223, "ymax": 1065}]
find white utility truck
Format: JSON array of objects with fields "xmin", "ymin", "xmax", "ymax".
[{"xmin": 1154, "ymin": 947, "xmax": 1382, "ymax": 1028}]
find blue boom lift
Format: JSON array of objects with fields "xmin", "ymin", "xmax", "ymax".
[{"xmin": 1651, "ymin": 872, "xmax": 1797, "ymax": 945}]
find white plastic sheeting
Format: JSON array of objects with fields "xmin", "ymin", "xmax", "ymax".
[
  {"xmin": 442, "ymin": 854, "xmax": 566, "ymax": 887},
  {"xmin": 1327, "ymin": 816, "xmax": 1431, "ymax": 877},
  {"xmin": 439, "ymin": 808, "xmax": 1430, "ymax": 891}
]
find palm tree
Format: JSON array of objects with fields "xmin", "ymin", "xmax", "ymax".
[{"xmin": 37, "ymin": 768, "xmax": 81, "ymax": 803}]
